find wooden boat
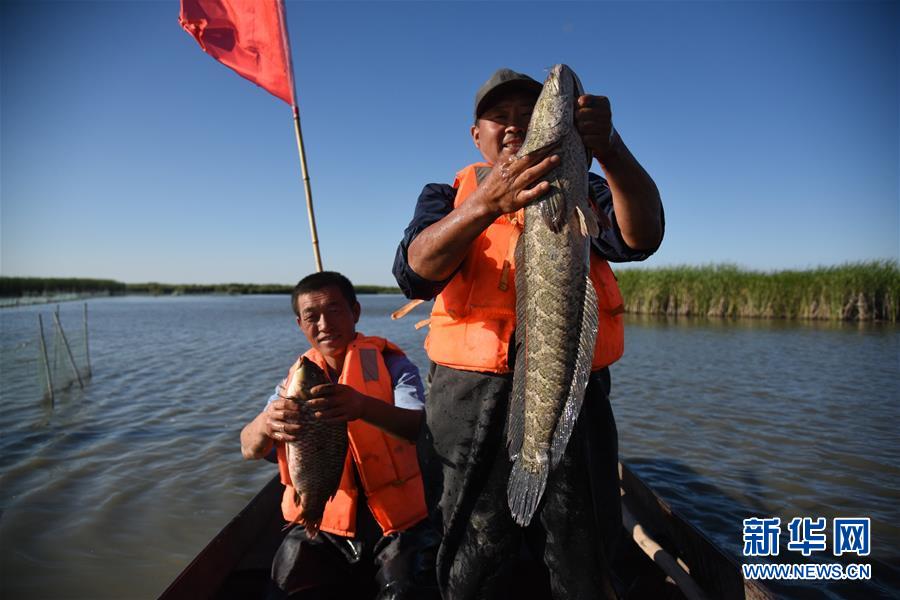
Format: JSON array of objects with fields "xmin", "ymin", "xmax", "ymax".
[{"xmin": 159, "ymin": 463, "xmax": 773, "ymax": 599}]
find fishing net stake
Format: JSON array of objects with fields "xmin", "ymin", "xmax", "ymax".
[
  {"xmin": 83, "ymin": 303, "xmax": 92, "ymax": 378},
  {"xmin": 53, "ymin": 310, "xmax": 84, "ymax": 389},
  {"xmin": 37, "ymin": 314, "xmax": 54, "ymax": 406}
]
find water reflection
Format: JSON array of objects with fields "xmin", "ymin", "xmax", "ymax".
[{"xmin": 614, "ymin": 314, "xmax": 900, "ymax": 597}]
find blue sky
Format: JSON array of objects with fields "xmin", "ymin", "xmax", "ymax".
[{"xmin": 1, "ymin": 1, "xmax": 897, "ymax": 286}]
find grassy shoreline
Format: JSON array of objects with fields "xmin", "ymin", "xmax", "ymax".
[
  {"xmin": 615, "ymin": 261, "xmax": 898, "ymax": 322},
  {"xmin": 3, "ymin": 262, "xmax": 898, "ymax": 321}
]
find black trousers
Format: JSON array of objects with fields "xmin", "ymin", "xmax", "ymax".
[
  {"xmin": 269, "ymin": 502, "xmax": 441, "ymax": 600},
  {"xmin": 418, "ymin": 364, "xmax": 621, "ymax": 600}
]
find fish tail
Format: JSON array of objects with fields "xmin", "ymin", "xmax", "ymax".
[
  {"xmin": 290, "ymin": 511, "xmax": 323, "ymax": 539},
  {"xmin": 303, "ymin": 519, "xmax": 322, "ymax": 539},
  {"xmin": 507, "ymin": 452, "xmax": 549, "ymax": 527}
]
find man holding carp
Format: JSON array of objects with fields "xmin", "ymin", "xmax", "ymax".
[
  {"xmin": 240, "ymin": 271, "xmax": 439, "ymax": 599},
  {"xmin": 393, "ymin": 66, "xmax": 663, "ymax": 599}
]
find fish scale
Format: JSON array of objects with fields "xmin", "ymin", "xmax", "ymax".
[
  {"xmin": 284, "ymin": 356, "xmax": 348, "ymax": 537},
  {"xmin": 506, "ymin": 64, "xmax": 601, "ymax": 527}
]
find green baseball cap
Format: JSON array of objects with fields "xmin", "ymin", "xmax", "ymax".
[{"xmin": 474, "ymin": 68, "xmax": 542, "ymax": 120}]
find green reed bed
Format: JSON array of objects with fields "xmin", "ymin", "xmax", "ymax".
[
  {"xmin": 123, "ymin": 282, "xmax": 293, "ymax": 295},
  {"xmin": 615, "ymin": 261, "xmax": 900, "ymax": 321},
  {"xmin": 0, "ymin": 277, "xmax": 126, "ymax": 297},
  {"xmin": 0, "ymin": 277, "xmax": 401, "ymax": 300}
]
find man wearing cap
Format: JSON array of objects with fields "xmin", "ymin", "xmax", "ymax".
[{"xmin": 392, "ymin": 68, "xmax": 663, "ymax": 598}]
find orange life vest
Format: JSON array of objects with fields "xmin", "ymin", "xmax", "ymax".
[
  {"xmin": 425, "ymin": 162, "xmax": 625, "ymax": 374},
  {"xmin": 275, "ymin": 334, "xmax": 427, "ymax": 537}
]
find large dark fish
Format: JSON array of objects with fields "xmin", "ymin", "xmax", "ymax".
[
  {"xmin": 284, "ymin": 356, "xmax": 348, "ymax": 538},
  {"xmin": 507, "ymin": 64, "xmax": 600, "ymax": 527}
]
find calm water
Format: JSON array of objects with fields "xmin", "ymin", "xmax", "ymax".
[{"xmin": 0, "ymin": 296, "xmax": 897, "ymax": 599}]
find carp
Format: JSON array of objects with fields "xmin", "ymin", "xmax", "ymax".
[
  {"xmin": 507, "ymin": 64, "xmax": 600, "ymax": 527},
  {"xmin": 284, "ymin": 356, "xmax": 348, "ymax": 537}
]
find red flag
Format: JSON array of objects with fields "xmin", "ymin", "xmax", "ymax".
[{"xmin": 179, "ymin": 0, "xmax": 295, "ymax": 105}]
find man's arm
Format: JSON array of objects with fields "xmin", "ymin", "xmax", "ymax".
[
  {"xmin": 407, "ymin": 148, "xmax": 560, "ymax": 282},
  {"xmin": 589, "ymin": 173, "xmax": 664, "ymax": 263},
  {"xmin": 240, "ymin": 385, "xmax": 304, "ymax": 460},
  {"xmin": 576, "ymin": 95, "xmax": 663, "ymax": 251},
  {"xmin": 393, "ymin": 184, "xmax": 457, "ymax": 300},
  {"xmin": 240, "ymin": 409, "xmax": 274, "ymax": 460}
]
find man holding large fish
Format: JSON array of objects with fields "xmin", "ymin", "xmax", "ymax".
[
  {"xmin": 394, "ymin": 66, "xmax": 663, "ymax": 598},
  {"xmin": 240, "ymin": 271, "xmax": 440, "ymax": 599}
]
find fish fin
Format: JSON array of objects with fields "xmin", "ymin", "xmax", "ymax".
[
  {"xmin": 576, "ymin": 204, "xmax": 599, "ymax": 239},
  {"xmin": 507, "ymin": 345, "xmax": 526, "ymax": 461},
  {"xmin": 286, "ymin": 365, "xmax": 304, "ymax": 398},
  {"xmin": 575, "ymin": 174, "xmax": 599, "ymax": 238},
  {"xmin": 507, "ymin": 451, "xmax": 549, "ymax": 527},
  {"xmin": 282, "ymin": 502, "xmax": 306, "ymax": 532},
  {"xmin": 507, "ymin": 235, "xmax": 527, "ymax": 460},
  {"xmin": 539, "ymin": 177, "xmax": 567, "ymax": 234},
  {"xmin": 549, "ymin": 275, "xmax": 599, "ymax": 468},
  {"xmin": 281, "ymin": 517, "xmax": 300, "ymax": 532}
]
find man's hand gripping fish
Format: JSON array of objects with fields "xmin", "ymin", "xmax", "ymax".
[
  {"xmin": 507, "ymin": 64, "xmax": 600, "ymax": 527},
  {"xmin": 284, "ymin": 357, "xmax": 348, "ymax": 537}
]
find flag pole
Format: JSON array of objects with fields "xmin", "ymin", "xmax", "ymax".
[
  {"xmin": 278, "ymin": 0, "xmax": 323, "ymax": 273},
  {"xmin": 291, "ymin": 105, "xmax": 323, "ymax": 272}
]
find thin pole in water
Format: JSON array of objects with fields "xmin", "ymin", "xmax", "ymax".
[
  {"xmin": 38, "ymin": 314, "xmax": 54, "ymax": 407},
  {"xmin": 83, "ymin": 303, "xmax": 92, "ymax": 378},
  {"xmin": 53, "ymin": 310, "xmax": 84, "ymax": 390}
]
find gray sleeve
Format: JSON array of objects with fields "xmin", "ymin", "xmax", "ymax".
[
  {"xmin": 265, "ymin": 384, "xmax": 281, "ymax": 407},
  {"xmin": 384, "ymin": 352, "xmax": 425, "ymax": 410}
]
